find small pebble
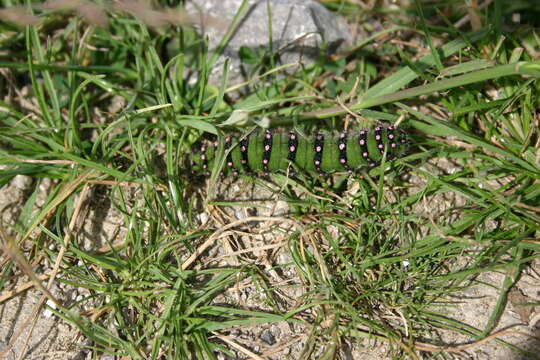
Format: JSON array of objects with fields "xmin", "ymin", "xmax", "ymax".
[
  {"xmin": 11, "ymin": 174, "xmax": 32, "ymax": 190},
  {"xmin": 43, "ymin": 299, "xmax": 57, "ymax": 318},
  {"xmin": 260, "ymin": 329, "xmax": 276, "ymax": 345},
  {"xmin": 99, "ymin": 355, "xmax": 115, "ymax": 360}
]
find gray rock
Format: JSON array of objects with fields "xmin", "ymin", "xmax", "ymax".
[
  {"xmin": 260, "ymin": 328, "xmax": 276, "ymax": 345},
  {"xmin": 186, "ymin": 0, "xmax": 353, "ymax": 85}
]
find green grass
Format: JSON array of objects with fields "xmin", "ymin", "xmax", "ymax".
[{"xmin": 1, "ymin": 0, "xmax": 540, "ymax": 359}]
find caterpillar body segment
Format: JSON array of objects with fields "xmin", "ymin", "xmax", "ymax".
[{"xmin": 190, "ymin": 125, "xmax": 408, "ymax": 177}]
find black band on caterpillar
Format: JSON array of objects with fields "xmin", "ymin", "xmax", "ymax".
[
  {"xmin": 338, "ymin": 131, "xmax": 352, "ymax": 174},
  {"xmin": 262, "ymin": 130, "xmax": 273, "ymax": 174},
  {"xmin": 189, "ymin": 124, "xmax": 408, "ymax": 177},
  {"xmin": 314, "ymin": 133, "xmax": 325, "ymax": 176},
  {"xmin": 287, "ymin": 132, "xmax": 298, "ymax": 176},
  {"xmin": 239, "ymin": 136, "xmax": 251, "ymax": 174}
]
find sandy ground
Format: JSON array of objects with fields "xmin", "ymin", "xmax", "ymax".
[{"xmin": 1, "ymin": 175, "xmax": 539, "ymax": 359}]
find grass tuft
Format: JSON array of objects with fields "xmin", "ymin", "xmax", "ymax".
[{"xmin": 1, "ymin": 0, "xmax": 539, "ymax": 359}]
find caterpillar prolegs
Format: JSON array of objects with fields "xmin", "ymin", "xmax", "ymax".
[{"xmin": 189, "ymin": 124, "xmax": 408, "ymax": 177}]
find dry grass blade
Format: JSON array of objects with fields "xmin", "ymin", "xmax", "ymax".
[
  {"xmin": 414, "ymin": 327, "xmax": 538, "ymax": 352},
  {"xmin": 212, "ymin": 332, "xmax": 266, "ymax": 360},
  {"xmin": 0, "ymin": 177, "xmax": 92, "ymax": 359},
  {"xmin": 181, "ymin": 216, "xmax": 294, "ymax": 270}
]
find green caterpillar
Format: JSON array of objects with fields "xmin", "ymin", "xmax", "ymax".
[{"xmin": 190, "ymin": 124, "xmax": 408, "ymax": 177}]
